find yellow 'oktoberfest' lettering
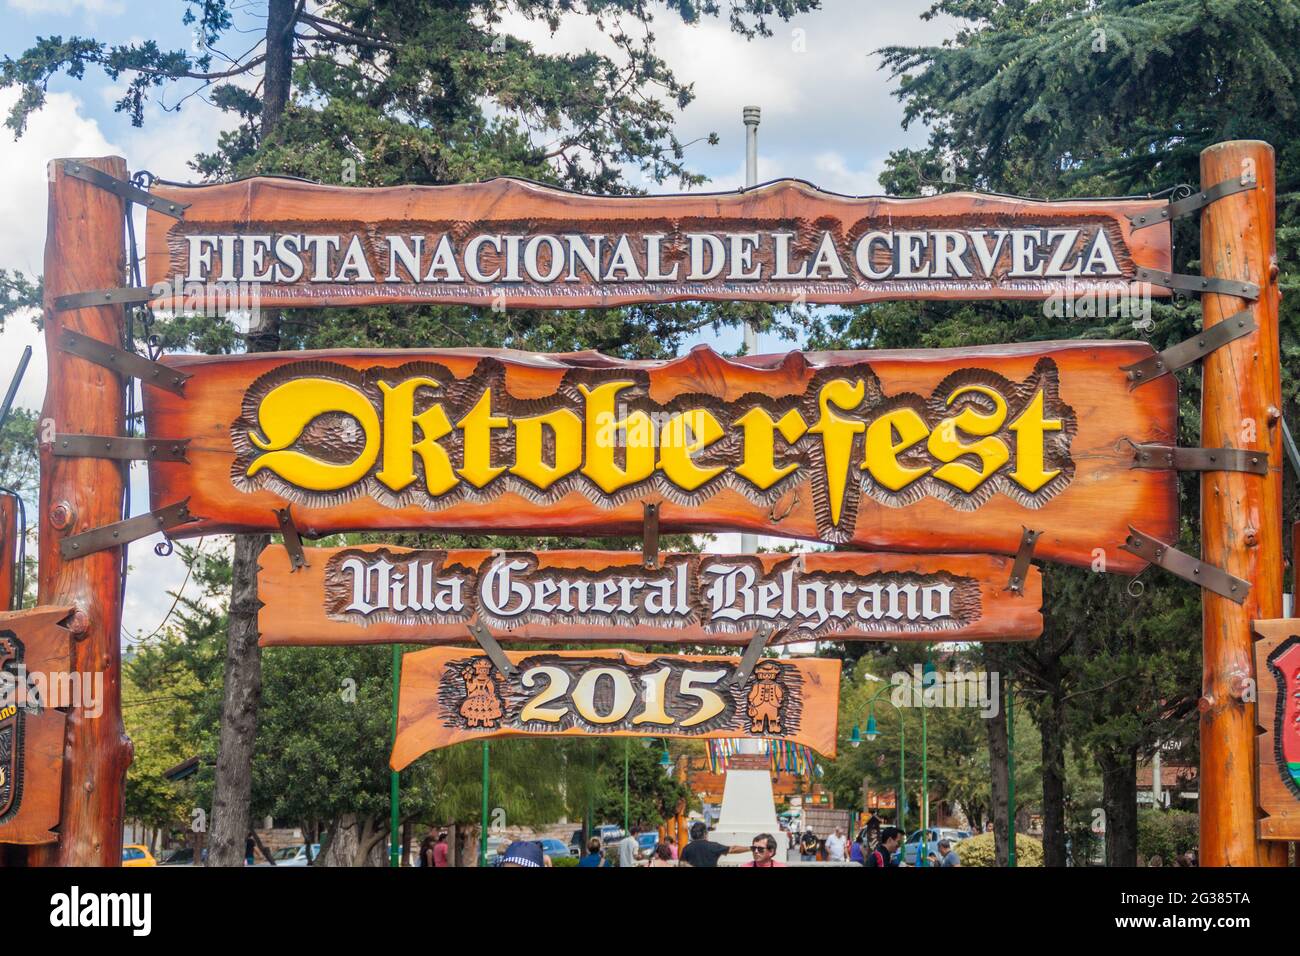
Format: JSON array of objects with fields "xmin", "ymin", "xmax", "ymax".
[{"xmin": 247, "ymin": 378, "xmax": 380, "ymax": 490}]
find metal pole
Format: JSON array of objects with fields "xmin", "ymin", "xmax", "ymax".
[
  {"xmin": 1008, "ymin": 683, "xmax": 1017, "ymax": 867},
  {"xmin": 898, "ymin": 713, "xmax": 906, "ymax": 837},
  {"xmin": 741, "ymin": 104, "xmax": 761, "ymax": 556},
  {"xmin": 479, "ymin": 742, "xmax": 489, "ymax": 866},
  {"xmin": 623, "ymin": 738, "xmax": 630, "ymax": 832},
  {"xmin": 389, "ymin": 645, "xmax": 401, "ymax": 867}
]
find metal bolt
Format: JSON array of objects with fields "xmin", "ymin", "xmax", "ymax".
[
  {"xmin": 1198, "ymin": 695, "xmax": 1214, "ymax": 713},
  {"xmin": 1244, "ymin": 528, "xmax": 1258, "ymax": 547}
]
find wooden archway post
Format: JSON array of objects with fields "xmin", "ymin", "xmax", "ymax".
[
  {"xmin": 27, "ymin": 156, "xmax": 133, "ymax": 866},
  {"xmin": 1199, "ymin": 141, "xmax": 1287, "ymax": 866}
]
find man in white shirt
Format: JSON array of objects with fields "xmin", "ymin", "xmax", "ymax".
[
  {"xmin": 617, "ymin": 826, "xmax": 642, "ymax": 867},
  {"xmin": 824, "ymin": 827, "xmax": 847, "ymax": 862}
]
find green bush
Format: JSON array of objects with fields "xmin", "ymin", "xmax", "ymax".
[
  {"xmin": 1137, "ymin": 809, "xmax": 1197, "ymax": 864},
  {"xmin": 955, "ymin": 832, "xmax": 1044, "ymax": 867},
  {"xmin": 550, "ymin": 855, "xmax": 578, "ymax": 868}
]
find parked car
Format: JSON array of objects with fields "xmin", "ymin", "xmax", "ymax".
[
  {"xmin": 537, "ymin": 838, "xmax": 574, "ymax": 861},
  {"xmin": 893, "ymin": 828, "xmax": 971, "ymax": 865},
  {"xmin": 158, "ymin": 847, "xmax": 207, "ymax": 865},
  {"xmin": 254, "ymin": 843, "xmax": 321, "ymax": 867},
  {"xmin": 597, "ymin": 824, "xmax": 625, "ymax": 844},
  {"xmin": 121, "ymin": 844, "xmax": 157, "ymax": 867},
  {"xmin": 635, "ymin": 832, "xmax": 658, "ymax": 855}
]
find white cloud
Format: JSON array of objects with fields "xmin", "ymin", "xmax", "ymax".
[{"xmin": 6, "ymin": 0, "xmax": 125, "ymax": 15}]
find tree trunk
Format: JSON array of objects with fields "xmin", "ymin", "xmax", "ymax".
[
  {"xmin": 1039, "ymin": 680, "xmax": 1068, "ymax": 867},
  {"xmin": 401, "ymin": 819, "xmax": 413, "ymax": 867},
  {"xmin": 984, "ymin": 647, "xmax": 1010, "ymax": 866},
  {"xmin": 262, "ymin": 0, "xmax": 295, "ymax": 132},
  {"xmin": 206, "ymin": 1, "xmax": 297, "ymax": 867},
  {"xmin": 206, "ymin": 532, "xmax": 267, "ymax": 866},
  {"xmin": 1100, "ymin": 747, "xmax": 1138, "ymax": 867},
  {"xmin": 317, "ymin": 814, "xmax": 387, "ymax": 867}
]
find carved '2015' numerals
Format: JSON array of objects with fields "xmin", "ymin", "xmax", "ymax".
[{"xmin": 517, "ymin": 663, "xmax": 729, "ymax": 729}]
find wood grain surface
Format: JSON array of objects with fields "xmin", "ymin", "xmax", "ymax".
[
  {"xmin": 258, "ymin": 545, "xmax": 1043, "ymax": 646},
  {"xmin": 145, "ymin": 341, "xmax": 1177, "ymax": 573},
  {"xmin": 143, "ymin": 177, "xmax": 1172, "ymax": 309},
  {"xmin": 390, "ymin": 646, "xmax": 841, "ymax": 769},
  {"xmin": 0, "ymin": 606, "xmax": 72, "ymax": 845}
]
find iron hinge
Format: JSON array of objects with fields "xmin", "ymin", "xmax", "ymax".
[
  {"xmin": 642, "ymin": 501, "xmax": 660, "ymax": 570},
  {"xmin": 58, "ymin": 329, "xmax": 189, "ymax": 396},
  {"xmin": 52, "ymin": 434, "xmax": 190, "ymax": 463},
  {"xmin": 1133, "ymin": 268, "xmax": 1259, "ymax": 301},
  {"xmin": 1121, "ymin": 310, "xmax": 1255, "ymax": 387},
  {"xmin": 1126, "ymin": 442, "xmax": 1268, "ymax": 475},
  {"xmin": 62, "ymin": 161, "xmax": 188, "ymax": 219},
  {"xmin": 467, "ymin": 619, "xmax": 518, "ymax": 678},
  {"xmin": 728, "ymin": 624, "xmax": 777, "ymax": 688},
  {"xmin": 1119, "ymin": 526, "xmax": 1249, "ymax": 604},
  {"xmin": 53, "ymin": 286, "xmax": 157, "ymax": 313},
  {"xmin": 1128, "ymin": 178, "xmax": 1258, "ymax": 231},
  {"xmin": 60, "ymin": 499, "xmax": 194, "ymax": 560},
  {"xmin": 274, "ymin": 506, "xmax": 308, "ymax": 571},
  {"xmin": 1006, "ymin": 527, "xmax": 1040, "ymax": 593}
]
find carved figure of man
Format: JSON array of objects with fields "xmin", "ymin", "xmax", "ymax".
[
  {"xmin": 746, "ymin": 660, "xmax": 784, "ymax": 734},
  {"xmin": 460, "ymin": 658, "xmax": 505, "ymax": 728}
]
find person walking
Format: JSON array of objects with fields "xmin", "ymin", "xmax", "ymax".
[
  {"xmin": 616, "ymin": 826, "xmax": 642, "ymax": 868},
  {"xmin": 577, "ymin": 837, "xmax": 606, "ymax": 867},
  {"xmin": 647, "ymin": 843, "xmax": 677, "ymax": 867},
  {"xmin": 799, "ymin": 828, "xmax": 819, "ymax": 861},
  {"xmin": 432, "ymin": 831, "xmax": 450, "ymax": 867},
  {"xmin": 824, "ymin": 827, "xmax": 847, "ymax": 862},
  {"xmin": 678, "ymin": 821, "xmax": 749, "ymax": 867},
  {"xmin": 865, "ymin": 827, "xmax": 902, "ymax": 868},
  {"xmin": 741, "ymin": 833, "xmax": 786, "ymax": 867},
  {"xmin": 419, "ymin": 834, "xmax": 437, "ymax": 868},
  {"xmin": 937, "ymin": 839, "xmax": 960, "ymax": 867}
]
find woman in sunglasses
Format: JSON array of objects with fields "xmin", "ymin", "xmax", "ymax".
[{"xmin": 741, "ymin": 833, "xmax": 785, "ymax": 867}]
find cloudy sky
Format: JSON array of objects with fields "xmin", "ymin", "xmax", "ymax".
[{"xmin": 0, "ymin": 0, "xmax": 957, "ymax": 637}]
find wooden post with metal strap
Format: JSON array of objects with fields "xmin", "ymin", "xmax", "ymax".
[{"xmin": 1198, "ymin": 140, "xmax": 1287, "ymax": 866}]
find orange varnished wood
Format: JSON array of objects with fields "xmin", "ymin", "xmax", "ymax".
[
  {"xmin": 29, "ymin": 158, "xmax": 133, "ymax": 867},
  {"xmin": 145, "ymin": 341, "xmax": 1177, "ymax": 574},
  {"xmin": 0, "ymin": 496, "xmax": 14, "ymax": 611},
  {"xmin": 0, "ymin": 606, "xmax": 72, "ymax": 845},
  {"xmin": 1252, "ymin": 619, "xmax": 1300, "ymax": 841},
  {"xmin": 143, "ymin": 177, "xmax": 1173, "ymax": 309},
  {"xmin": 1199, "ymin": 142, "xmax": 1287, "ymax": 865},
  {"xmin": 389, "ymin": 646, "xmax": 841, "ymax": 769},
  {"xmin": 257, "ymin": 545, "xmax": 1043, "ymax": 646}
]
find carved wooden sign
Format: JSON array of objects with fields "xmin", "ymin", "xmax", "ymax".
[
  {"xmin": 146, "ymin": 342, "xmax": 1176, "ymax": 573},
  {"xmin": 258, "ymin": 545, "xmax": 1042, "ymax": 646},
  {"xmin": 0, "ymin": 606, "xmax": 72, "ymax": 845},
  {"xmin": 143, "ymin": 178, "xmax": 1172, "ymax": 310},
  {"xmin": 1253, "ymin": 619, "xmax": 1300, "ymax": 840},
  {"xmin": 389, "ymin": 646, "xmax": 840, "ymax": 768}
]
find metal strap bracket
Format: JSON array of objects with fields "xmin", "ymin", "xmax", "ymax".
[
  {"xmin": 53, "ymin": 434, "xmax": 189, "ymax": 463},
  {"xmin": 60, "ymin": 498, "xmax": 193, "ymax": 560},
  {"xmin": 468, "ymin": 619, "xmax": 518, "ymax": 677},
  {"xmin": 642, "ymin": 501, "xmax": 660, "ymax": 569},
  {"xmin": 728, "ymin": 625, "xmax": 776, "ymax": 687},
  {"xmin": 1126, "ymin": 441, "xmax": 1268, "ymax": 475},
  {"xmin": 54, "ymin": 286, "xmax": 158, "ymax": 313},
  {"xmin": 59, "ymin": 329, "xmax": 189, "ymax": 395},
  {"xmin": 63, "ymin": 161, "xmax": 188, "ymax": 219},
  {"xmin": 274, "ymin": 506, "xmax": 308, "ymax": 572},
  {"xmin": 1006, "ymin": 527, "xmax": 1040, "ymax": 593},
  {"xmin": 1121, "ymin": 311, "xmax": 1255, "ymax": 387},
  {"xmin": 1119, "ymin": 526, "xmax": 1249, "ymax": 604},
  {"xmin": 1128, "ymin": 178, "xmax": 1257, "ymax": 231},
  {"xmin": 1133, "ymin": 268, "xmax": 1258, "ymax": 301}
]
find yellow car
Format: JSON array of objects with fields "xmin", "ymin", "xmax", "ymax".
[{"xmin": 122, "ymin": 844, "xmax": 157, "ymax": 867}]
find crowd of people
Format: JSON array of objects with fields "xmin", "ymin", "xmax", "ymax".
[{"xmin": 470, "ymin": 820, "xmax": 962, "ymax": 867}]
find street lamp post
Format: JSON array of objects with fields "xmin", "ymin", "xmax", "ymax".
[{"xmin": 851, "ymin": 679, "xmax": 906, "ymax": 839}]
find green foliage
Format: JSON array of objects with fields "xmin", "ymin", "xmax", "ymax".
[
  {"xmin": 1136, "ymin": 808, "xmax": 1198, "ymax": 864},
  {"xmin": 0, "ymin": 407, "xmax": 38, "ymax": 499},
  {"xmin": 957, "ymin": 831, "xmax": 1044, "ymax": 867}
]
